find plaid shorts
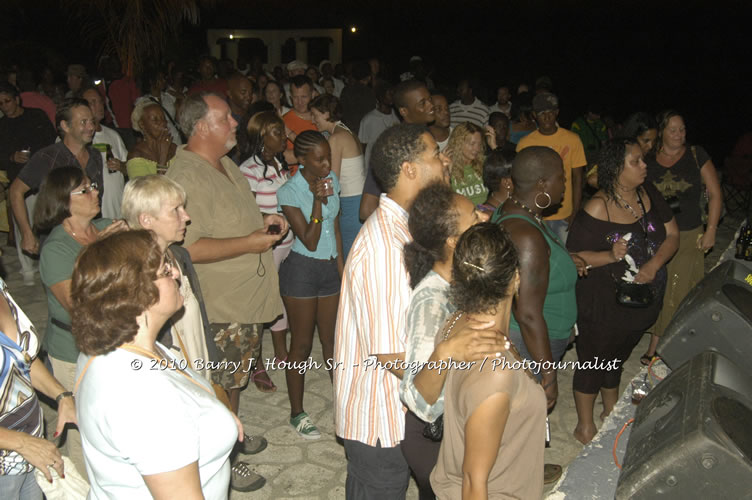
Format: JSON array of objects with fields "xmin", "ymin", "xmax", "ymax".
[{"xmin": 209, "ymin": 322, "xmax": 263, "ymax": 390}]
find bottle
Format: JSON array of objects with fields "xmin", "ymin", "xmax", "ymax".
[
  {"xmin": 735, "ymin": 224, "xmax": 748, "ymax": 259},
  {"xmin": 745, "ymin": 226, "xmax": 752, "ymax": 261}
]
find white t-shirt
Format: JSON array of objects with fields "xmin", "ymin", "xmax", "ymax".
[
  {"xmin": 358, "ymin": 108, "xmax": 399, "ymax": 172},
  {"xmin": 239, "ymin": 155, "xmax": 293, "ymax": 249},
  {"xmin": 76, "ymin": 343, "xmax": 236, "ymax": 499},
  {"xmin": 93, "ymin": 126, "xmax": 126, "ymax": 219}
]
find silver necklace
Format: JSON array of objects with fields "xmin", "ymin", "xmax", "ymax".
[{"xmin": 442, "ymin": 312, "xmax": 464, "ymax": 341}]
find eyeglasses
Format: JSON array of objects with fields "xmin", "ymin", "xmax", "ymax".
[
  {"xmin": 70, "ymin": 182, "xmax": 98, "ymax": 196},
  {"xmin": 157, "ymin": 253, "xmax": 175, "ymax": 279}
]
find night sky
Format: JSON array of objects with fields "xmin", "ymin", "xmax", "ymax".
[{"xmin": 2, "ymin": 0, "xmax": 751, "ymax": 158}]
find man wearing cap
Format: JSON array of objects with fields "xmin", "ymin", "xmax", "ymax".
[
  {"xmin": 516, "ymin": 92, "xmax": 586, "ymax": 243},
  {"xmin": 283, "ymin": 60, "xmax": 308, "ymax": 98},
  {"xmin": 65, "ymin": 64, "xmax": 87, "ymax": 99},
  {"xmin": 449, "ymin": 79, "xmax": 489, "ymax": 128}
]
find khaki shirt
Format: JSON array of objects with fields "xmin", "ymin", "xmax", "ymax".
[{"xmin": 166, "ymin": 146, "xmax": 282, "ymax": 324}]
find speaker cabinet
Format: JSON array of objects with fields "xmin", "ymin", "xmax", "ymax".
[
  {"xmin": 616, "ymin": 351, "xmax": 752, "ymax": 499},
  {"xmin": 658, "ymin": 260, "xmax": 752, "ymax": 372}
]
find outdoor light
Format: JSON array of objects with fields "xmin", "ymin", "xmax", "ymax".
[
  {"xmin": 229, "ymin": 34, "xmax": 234, "ymax": 39},
  {"xmin": 94, "ymin": 79, "xmax": 102, "ymax": 85},
  {"xmin": 350, "ymin": 26, "xmax": 357, "ymax": 33}
]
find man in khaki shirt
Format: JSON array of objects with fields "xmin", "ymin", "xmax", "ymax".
[{"xmin": 166, "ymin": 92, "xmax": 287, "ymax": 492}]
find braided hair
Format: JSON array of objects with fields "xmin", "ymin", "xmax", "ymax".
[{"xmin": 294, "ymin": 130, "xmax": 328, "ymax": 160}]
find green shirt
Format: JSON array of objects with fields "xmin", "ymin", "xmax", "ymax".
[
  {"xmin": 451, "ymin": 164, "xmax": 488, "ymax": 206},
  {"xmin": 491, "ymin": 212, "xmax": 577, "ymax": 339},
  {"xmin": 40, "ymin": 218, "xmax": 113, "ymax": 362}
]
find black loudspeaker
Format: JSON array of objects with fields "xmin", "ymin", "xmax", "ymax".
[
  {"xmin": 616, "ymin": 351, "xmax": 752, "ymax": 499},
  {"xmin": 658, "ymin": 260, "xmax": 752, "ymax": 373}
]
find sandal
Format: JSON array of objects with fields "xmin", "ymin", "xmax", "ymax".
[
  {"xmin": 272, "ymin": 355, "xmax": 288, "ymax": 369},
  {"xmin": 250, "ymin": 367, "xmax": 277, "ymax": 393},
  {"xmin": 544, "ymin": 463, "xmax": 563, "ymax": 484},
  {"xmin": 640, "ymin": 353, "xmax": 653, "ymax": 366}
]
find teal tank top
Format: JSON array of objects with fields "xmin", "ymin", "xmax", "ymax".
[{"xmin": 493, "ymin": 213, "xmax": 578, "ymax": 339}]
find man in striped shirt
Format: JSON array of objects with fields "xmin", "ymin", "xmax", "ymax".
[
  {"xmin": 449, "ymin": 79, "xmax": 490, "ymax": 128},
  {"xmin": 333, "ymin": 123, "xmax": 450, "ymax": 499}
]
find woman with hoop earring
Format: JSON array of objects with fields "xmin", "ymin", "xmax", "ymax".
[{"xmin": 491, "ymin": 146, "xmax": 579, "ymax": 415}]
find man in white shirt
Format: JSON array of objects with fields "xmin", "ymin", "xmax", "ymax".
[
  {"xmin": 449, "ymin": 79, "xmax": 489, "ymax": 128},
  {"xmin": 358, "ymin": 83, "xmax": 399, "ymax": 173},
  {"xmin": 81, "ymin": 87, "xmax": 126, "ymax": 219},
  {"xmin": 489, "ymin": 85, "xmax": 512, "ymax": 118}
]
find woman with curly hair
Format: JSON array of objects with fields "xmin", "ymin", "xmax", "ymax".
[
  {"xmin": 430, "ymin": 222, "xmax": 546, "ymax": 500},
  {"xmin": 641, "ymin": 110, "xmax": 722, "ymax": 364},
  {"xmin": 310, "ymin": 94, "xmax": 365, "ymax": 258},
  {"xmin": 238, "ymin": 111, "xmax": 294, "ymax": 389},
  {"xmin": 445, "ymin": 122, "xmax": 488, "ymax": 205},
  {"xmin": 567, "ymin": 138, "xmax": 679, "ymax": 444},
  {"xmin": 72, "ymin": 230, "xmax": 241, "ymax": 499},
  {"xmin": 400, "ymin": 182, "xmax": 503, "ymax": 500}
]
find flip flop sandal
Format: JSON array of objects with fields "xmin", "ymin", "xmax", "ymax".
[
  {"xmin": 640, "ymin": 353, "xmax": 653, "ymax": 366},
  {"xmin": 251, "ymin": 367, "xmax": 277, "ymax": 393},
  {"xmin": 544, "ymin": 463, "xmax": 563, "ymax": 484}
]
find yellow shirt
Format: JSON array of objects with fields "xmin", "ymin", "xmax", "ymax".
[
  {"xmin": 166, "ymin": 146, "xmax": 282, "ymax": 324},
  {"xmin": 516, "ymin": 128, "xmax": 587, "ymax": 220}
]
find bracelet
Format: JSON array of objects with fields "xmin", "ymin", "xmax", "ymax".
[
  {"xmin": 311, "ymin": 217, "xmax": 322, "ymax": 224},
  {"xmin": 55, "ymin": 391, "xmax": 74, "ymax": 403},
  {"xmin": 543, "ymin": 369, "xmax": 556, "ymax": 376}
]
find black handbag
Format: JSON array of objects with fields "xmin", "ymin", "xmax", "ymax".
[
  {"xmin": 616, "ymin": 281, "xmax": 653, "ymax": 308},
  {"xmin": 422, "ymin": 414, "xmax": 443, "ymax": 442}
]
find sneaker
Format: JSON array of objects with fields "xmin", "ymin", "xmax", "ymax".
[
  {"xmin": 231, "ymin": 461, "xmax": 266, "ymax": 492},
  {"xmin": 236, "ymin": 434, "xmax": 268, "ymax": 455},
  {"xmin": 290, "ymin": 411, "xmax": 321, "ymax": 440}
]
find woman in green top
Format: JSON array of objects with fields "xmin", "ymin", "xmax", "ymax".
[
  {"xmin": 127, "ymin": 100, "xmax": 177, "ymax": 178},
  {"xmin": 33, "ymin": 166, "xmax": 122, "ymax": 476},
  {"xmin": 445, "ymin": 122, "xmax": 488, "ymax": 205},
  {"xmin": 491, "ymin": 146, "xmax": 580, "ymax": 411}
]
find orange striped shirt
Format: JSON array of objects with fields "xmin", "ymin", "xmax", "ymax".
[{"xmin": 333, "ymin": 194, "xmax": 411, "ymax": 447}]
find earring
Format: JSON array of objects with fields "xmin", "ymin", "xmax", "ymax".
[{"xmin": 535, "ymin": 191, "xmax": 552, "ymax": 209}]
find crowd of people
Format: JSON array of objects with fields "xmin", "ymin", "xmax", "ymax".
[{"xmin": 0, "ymin": 54, "xmax": 724, "ymax": 499}]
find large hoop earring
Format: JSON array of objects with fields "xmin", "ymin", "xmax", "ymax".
[{"xmin": 535, "ymin": 191, "xmax": 552, "ymax": 209}]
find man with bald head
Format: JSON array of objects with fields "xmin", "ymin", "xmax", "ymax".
[
  {"xmin": 226, "ymin": 73, "xmax": 253, "ymax": 123},
  {"xmin": 492, "ymin": 145, "xmax": 574, "ymax": 485}
]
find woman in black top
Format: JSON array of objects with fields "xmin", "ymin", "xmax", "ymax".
[
  {"xmin": 567, "ymin": 138, "xmax": 679, "ymax": 444},
  {"xmin": 641, "ymin": 110, "xmax": 722, "ymax": 362}
]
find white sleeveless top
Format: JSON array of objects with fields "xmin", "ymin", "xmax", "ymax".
[{"xmin": 334, "ymin": 122, "xmax": 366, "ymax": 197}]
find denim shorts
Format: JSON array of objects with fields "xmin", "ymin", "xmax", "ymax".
[{"xmin": 279, "ymin": 251, "xmax": 341, "ymax": 298}]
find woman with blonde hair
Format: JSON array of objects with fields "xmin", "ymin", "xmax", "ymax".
[
  {"xmin": 120, "ymin": 175, "xmax": 269, "ymax": 491},
  {"xmin": 445, "ymin": 122, "xmax": 488, "ymax": 205}
]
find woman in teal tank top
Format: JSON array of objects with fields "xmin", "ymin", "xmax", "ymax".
[{"xmin": 491, "ymin": 146, "xmax": 579, "ymax": 411}]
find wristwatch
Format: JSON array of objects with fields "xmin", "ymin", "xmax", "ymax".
[{"xmin": 55, "ymin": 391, "xmax": 74, "ymax": 403}]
